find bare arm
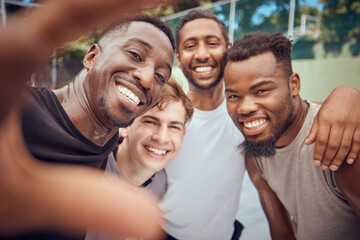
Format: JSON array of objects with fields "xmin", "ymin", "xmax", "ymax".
[
  {"xmin": 245, "ymin": 156, "xmax": 296, "ymax": 240},
  {"xmin": 305, "ymin": 86, "xmax": 360, "ymax": 171},
  {"xmin": 0, "ymin": 0, "xmax": 173, "ymax": 238},
  {"xmin": 335, "ymin": 154, "xmax": 360, "ymax": 223}
]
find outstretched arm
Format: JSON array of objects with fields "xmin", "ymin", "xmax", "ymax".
[
  {"xmin": 246, "ymin": 156, "xmax": 296, "ymax": 240},
  {"xmin": 0, "ymin": 109, "xmax": 163, "ymax": 238},
  {"xmin": 0, "ymin": 0, "xmax": 172, "ymax": 238},
  {"xmin": 305, "ymin": 86, "xmax": 360, "ymax": 171}
]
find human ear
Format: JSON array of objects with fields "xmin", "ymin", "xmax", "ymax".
[
  {"xmin": 121, "ymin": 128, "xmax": 129, "ymax": 138},
  {"xmin": 227, "ymin": 42, "xmax": 232, "ymax": 50},
  {"xmin": 289, "ymin": 73, "xmax": 301, "ymax": 97},
  {"xmin": 175, "ymin": 51, "xmax": 182, "ymax": 70},
  {"xmin": 83, "ymin": 44, "xmax": 99, "ymax": 70}
]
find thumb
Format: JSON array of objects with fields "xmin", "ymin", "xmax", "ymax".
[{"xmin": 305, "ymin": 115, "xmax": 318, "ymax": 145}]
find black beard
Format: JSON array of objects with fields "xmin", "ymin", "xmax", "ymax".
[
  {"xmin": 239, "ymin": 137, "xmax": 276, "ymax": 158},
  {"xmin": 239, "ymin": 95, "xmax": 295, "ymax": 159},
  {"xmin": 186, "ymin": 64, "xmax": 224, "ymax": 91}
]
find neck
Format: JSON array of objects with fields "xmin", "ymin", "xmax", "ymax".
[
  {"xmin": 188, "ymin": 82, "xmax": 225, "ymax": 111},
  {"xmin": 116, "ymin": 140, "xmax": 155, "ymax": 187},
  {"xmin": 53, "ymin": 69, "xmax": 117, "ymax": 146},
  {"xmin": 275, "ymin": 98, "xmax": 309, "ymax": 148}
]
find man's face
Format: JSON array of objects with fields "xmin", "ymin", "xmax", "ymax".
[
  {"xmin": 125, "ymin": 100, "xmax": 186, "ymax": 172},
  {"xmin": 176, "ymin": 18, "xmax": 227, "ymax": 91},
  {"xmin": 85, "ymin": 21, "xmax": 174, "ymax": 129},
  {"xmin": 224, "ymin": 52, "xmax": 294, "ymax": 158}
]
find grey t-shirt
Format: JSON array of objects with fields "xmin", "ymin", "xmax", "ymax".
[
  {"xmin": 85, "ymin": 153, "xmax": 167, "ymax": 240},
  {"xmin": 255, "ymin": 101, "xmax": 360, "ymax": 240},
  {"xmin": 105, "ymin": 152, "xmax": 168, "ymax": 198}
]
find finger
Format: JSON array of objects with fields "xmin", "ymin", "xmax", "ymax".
[
  {"xmin": 328, "ymin": 128, "xmax": 354, "ymax": 171},
  {"xmin": 319, "ymin": 125, "xmax": 344, "ymax": 170},
  {"xmin": 305, "ymin": 114, "xmax": 318, "ymax": 145},
  {"xmin": 346, "ymin": 128, "xmax": 360, "ymax": 164},
  {"xmin": 312, "ymin": 122, "xmax": 331, "ymax": 166}
]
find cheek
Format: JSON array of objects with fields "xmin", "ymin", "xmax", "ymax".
[
  {"xmin": 180, "ymin": 52, "xmax": 193, "ymax": 64},
  {"xmin": 226, "ymin": 102, "xmax": 237, "ymax": 117},
  {"xmin": 151, "ymin": 86, "xmax": 163, "ymax": 103},
  {"xmin": 172, "ymin": 133, "xmax": 184, "ymax": 151}
]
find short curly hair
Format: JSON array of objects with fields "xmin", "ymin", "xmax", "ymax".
[
  {"xmin": 224, "ymin": 32, "xmax": 293, "ymax": 78},
  {"xmin": 175, "ymin": 9, "xmax": 229, "ymax": 52}
]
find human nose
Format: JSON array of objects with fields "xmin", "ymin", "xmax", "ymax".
[
  {"xmin": 194, "ymin": 43, "xmax": 210, "ymax": 62},
  {"xmin": 152, "ymin": 125, "xmax": 170, "ymax": 143},
  {"xmin": 132, "ymin": 65, "xmax": 154, "ymax": 91},
  {"xmin": 237, "ymin": 96, "xmax": 258, "ymax": 116}
]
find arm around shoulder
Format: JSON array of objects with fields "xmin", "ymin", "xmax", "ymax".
[{"xmin": 245, "ymin": 156, "xmax": 296, "ymax": 240}]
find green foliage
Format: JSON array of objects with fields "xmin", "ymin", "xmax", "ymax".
[{"xmin": 320, "ymin": 0, "xmax": 360, "ymax": 42}]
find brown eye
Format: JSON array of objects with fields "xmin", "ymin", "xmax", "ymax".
[
  {"xmin": 128, "ymin": 51, "xmax": 142, "ymax": 62},
  {"xmin": 155, "ymin": 73, "xmax": 166, "ymax": 83}
]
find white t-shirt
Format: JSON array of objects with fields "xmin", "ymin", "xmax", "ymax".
[{"xmin": 160, "ymin": 100, "xmax": 246, "ymax": 240}]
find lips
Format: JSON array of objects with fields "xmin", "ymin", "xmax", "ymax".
[{"xmin": 241, "ymin": 118, "xmax": 268, "ymax": 136}]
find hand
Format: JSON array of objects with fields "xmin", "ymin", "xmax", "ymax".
[
  {"xmin": 0, "ymin": 109, "xmax": 163, "ymax": 239},
  {"xmin": 0, "ymin": 0, "xmax": 175, "ymax": 238},
  {"xmin": 305, "ymin": 86, "xmax": 360, "ymax": 171}
]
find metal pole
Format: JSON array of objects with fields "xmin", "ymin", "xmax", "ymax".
[
  {"xmin": 288, "ymin": 0, "xmax": 296, "ymax": 39},
  {"xmin": 51, "ymin": 50, "xmax": 57, "ymax": 89},
  {"xmin": 301, "ymin": 14, "xmax": 306, "ymax": 34},
  {"xmin": 1, "ymin": 0, "xmax": 6, "ymax": 27},
  {"xmin": 228, "ymin": 0, "xmax": 236, "ymax": 44}
]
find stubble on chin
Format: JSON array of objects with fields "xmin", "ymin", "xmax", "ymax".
[{"xmin": 98, "ymin": 96, "xmax": 135, "ymax": 129}]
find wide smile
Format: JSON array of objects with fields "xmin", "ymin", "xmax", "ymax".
[
  {"xmin": 192, "ymin": 65, "xmax": 215, "ymax": 78},
  {"xmin": 144, "ymin": 145, "xmax": 170, "ymax": 159},
  {"xmin": 117, "ymin": 85, "xmax": 140, "ymax": 105},
  {"xmin": 241, "ymin": 118, "xmax": 269, "ymax": 136}
]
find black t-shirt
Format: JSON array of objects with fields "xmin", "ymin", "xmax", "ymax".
[
  {"xmin": 2, "ymin": 87, "xmax": 118, "ymax": 240},
  {"xmin": 21, "ymin": 87, "xmax": 118, "ymax": 169}
]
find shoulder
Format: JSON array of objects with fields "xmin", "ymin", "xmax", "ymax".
[{"xmin": 335, "ymin": 155, "xmax": 360, "ymax": 214}]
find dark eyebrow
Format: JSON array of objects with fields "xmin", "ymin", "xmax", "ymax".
[
  {"xmin": 250, "ymin": 80, "xmax": 274, "ymax": 91},
  {"xmin": 165, "ymin": 63, "xmax": 172, "ymax": 73},
  {"xmin": 225, "ymin": 88, "xmax": 238, "ymax": 94},
  {"xmin": 184, "ymin": 35, "xmax": 221, "ymax": 43},
  {"xmin": 127, "ymin": 38, "xmax": 152, "ymax": 49}
]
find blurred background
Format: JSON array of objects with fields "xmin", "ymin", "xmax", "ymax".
[{"xmin": 1, "ymin": 1, "xmax": 359, "ymax": 239}]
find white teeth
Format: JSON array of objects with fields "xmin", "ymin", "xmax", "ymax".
[
  {"xmin": 117, "ymin": 86, "xmax": 140, "ymax": 105},
  {"xmin": 146, "ymin": 146, "xmax": 166, "ymax": 156},
  {"xmin": 244, "ymin": 119, "xmax": 266, "ymax": 129},
  {"xmin": 195, "ymin": 66, "xmax": 212, "ymax": 72}
]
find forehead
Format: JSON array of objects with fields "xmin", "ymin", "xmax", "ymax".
[
  {"xmin": 136, "ymin": 100, "xmax": 186, "ymax": 124},
  {"xmin": 178, "ymin": 18, "xmax": 225, "ymax": 43},
  {"xmin": 224, "ymin": 52, "xmax": 283, "ymax": 87},
  {"xmin": 108, "ymin": 21, "xmax": 173, "ymax": 55}
]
